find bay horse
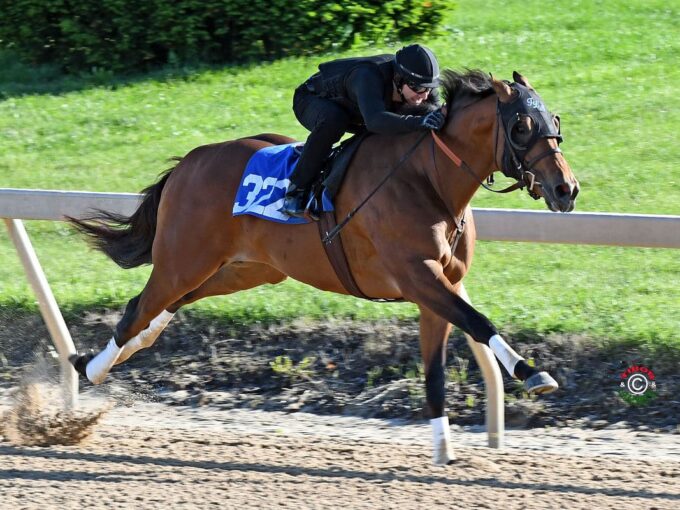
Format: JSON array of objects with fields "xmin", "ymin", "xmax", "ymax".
[{"xmin": 69, "ymin": 70, "xmax": 579, "ymax": 464}]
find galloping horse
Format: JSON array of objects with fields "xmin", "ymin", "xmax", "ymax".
[{"xmin": 69, "ymin": 70, "xmax": 579, "ymax": 464}]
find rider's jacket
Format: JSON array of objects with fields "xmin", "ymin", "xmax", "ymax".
[{"xmin": 303, "ymin": 54, "xmax": 441, "ymax": 134}]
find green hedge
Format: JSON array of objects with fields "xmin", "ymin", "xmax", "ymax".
[{"xmin": 0, "ymin": 0, "xmax": 446, "ymax": 73}]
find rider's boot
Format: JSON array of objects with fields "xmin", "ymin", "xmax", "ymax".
[{"xmin": 281, "ymin": 183, "xmax": 308, "ymax": 218}]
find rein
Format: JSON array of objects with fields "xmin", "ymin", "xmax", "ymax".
[
  {"xmin": 323, "ymin": 93, "xmax": 554, "ymax": 245},
  {"xmin": 322, "ymin": 130, "xmax": 429, "ymax": 244},
  {"xmin": 431, "ymin": 129, "xmax": 526, "ymax": 195}
]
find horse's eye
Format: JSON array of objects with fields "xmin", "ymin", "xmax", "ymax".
[{"xmin": 512, "ymin": 122, "xmax": 529, "ymax": 137}]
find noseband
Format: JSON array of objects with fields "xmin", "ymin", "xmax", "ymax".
[{"xmin": 495, "ymin": 82, "xmax": 563, "ymax": 199}]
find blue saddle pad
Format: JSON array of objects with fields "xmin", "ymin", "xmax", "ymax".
[{"xmin": 232, "ymin": 143, "xmax": 333, "ymax": 224}]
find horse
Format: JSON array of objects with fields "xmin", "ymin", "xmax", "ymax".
[{"xmin": 68, "ymin": 69, "xmax": 579, "ymax": 465}]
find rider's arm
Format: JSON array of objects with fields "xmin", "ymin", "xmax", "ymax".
[{"xmin": 346, "ymin": 67, "xmax": 422, "ymax": 134}]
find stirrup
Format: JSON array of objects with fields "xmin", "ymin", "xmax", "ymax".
[
  {"xmin": 281, "ymin": 187, "xmax": 308, "ymax": 218},
  {"xmin": 304, "ymin": 194, "xmax": 321, "ymax": 222}
]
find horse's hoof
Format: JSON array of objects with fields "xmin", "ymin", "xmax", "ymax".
[
  {"xmin": 433, "ymin": 454, "xmax": 456, "ymax": 466},
  {"xmin": 69, "ymin": 351, "xmax": 95, "ymax": 379},
  {"xmin": 432, "ymin": 445, "xmax": 456, "ymax": 466},
  {"xmin": 525, "ymin": 371, "xmax": 559, "ymax": 395}
]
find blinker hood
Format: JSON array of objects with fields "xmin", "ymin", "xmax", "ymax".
[
  {"xmin": 497, "ymin": 81, "xmax": 563, "ymax": 184},
  {"xmin": 499, "ymin": 82, "xmax": 562, "ymax": 155}
]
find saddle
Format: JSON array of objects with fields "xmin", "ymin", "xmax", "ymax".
[{"xmin": 303, "ymin": 131, "xmax": 370, "ymax": 220}]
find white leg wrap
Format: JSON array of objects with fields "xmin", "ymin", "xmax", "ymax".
[
  {"xmin": 489, "ymin": 334, "xmax": 523, "ymax": 378},
  {"xmin": 86, "ymin": 337, "xmax": 122, "ymax": 384},
  {"xmin": 117, "ymin": 310, "xmax": 175, "ymax": 364},
  {"xmin": 430, "ymin": 416, "xmax": 455, "ymax": 465}
]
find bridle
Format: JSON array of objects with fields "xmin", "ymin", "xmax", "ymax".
[
  {"xmin": 432, "ymin": 82, "xmax": 562, "ymax": 200},
  {"xmin": 493, "ymin": 81, "xmax": 563, "ymax": 199},
  {"xmin": 324, "ymin": 81, "xmax": 563, "ymax": 244}
]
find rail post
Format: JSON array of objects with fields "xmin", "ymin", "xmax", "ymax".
[
  {"xmin": 458, "ymin": 283, "xmax": 504, "ymax": 448},
  {"xmin": 3, "ymin": 218, "xmax": 78, "ymax": 409}
]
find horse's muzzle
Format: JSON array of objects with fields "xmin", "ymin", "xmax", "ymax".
[{"xmin": 547, "ymin": 180, "xmax": 579, "ymax": 212}]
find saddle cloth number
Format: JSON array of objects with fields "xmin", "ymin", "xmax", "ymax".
[{"xmin": 233, "ymin": 174, "xmax": 290, "ymax": 220}]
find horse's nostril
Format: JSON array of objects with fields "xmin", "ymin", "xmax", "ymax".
[
  {"xmin": 554, "ymin": 183, "xmax": 571, "ymax": 200},
  {"xmin": 571, "ymin": 184, "xmax": 580, "ymax": 200}
]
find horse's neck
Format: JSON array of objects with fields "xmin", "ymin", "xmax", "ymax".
[{"xmin": 427, "ymin": 99, "xmax": 497, "ymax": 219}]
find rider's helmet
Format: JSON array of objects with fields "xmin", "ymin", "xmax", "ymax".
[{"xmin": 394, "ymin": 44, "xmax": 440, "ymax": 89}]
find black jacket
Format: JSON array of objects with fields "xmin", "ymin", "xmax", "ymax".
[{"xmin": 307, "ymin": 54, "xmax": 441, "ymax": 135}]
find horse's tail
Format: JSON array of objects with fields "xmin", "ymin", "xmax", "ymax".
[{"xmin": 67, "ymin": 158, "xmax": 181, "ymax": 269}]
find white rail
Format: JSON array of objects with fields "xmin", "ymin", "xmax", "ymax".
[
  {"xmin": 1, "ymin": 188, "xmax": 679, "ymax": 445},
  {"xmin": 1, "ymin": 188, "xmax": 678, "ymax": 247}
]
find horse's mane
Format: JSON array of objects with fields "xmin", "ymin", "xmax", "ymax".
[
  {"xmin": 392, "ymin": 69, "xmax": 495, "ymax": 118},
  {"xmin": 440, "ymin": 69, "xmax": 495, "ymax": 119}
]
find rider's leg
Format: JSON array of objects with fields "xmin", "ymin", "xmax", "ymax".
[{"xmin": 282, "ymin": 88, "xmax": 351, "ymax": 217}]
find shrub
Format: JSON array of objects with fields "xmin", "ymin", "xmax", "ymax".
[{"xmin": 0, "ymin": 0, "xmax": 446, "ymax": 73}]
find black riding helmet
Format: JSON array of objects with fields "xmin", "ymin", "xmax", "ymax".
[{"xmin": 394, "ymin": 44, "xmax": 440, "ymax": 88}]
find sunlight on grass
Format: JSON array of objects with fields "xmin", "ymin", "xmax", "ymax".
[{"xmin": 0, "ymin": 0, "xmax": 678, "ymax": 349}]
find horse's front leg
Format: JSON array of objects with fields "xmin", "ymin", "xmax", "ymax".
[
  {"xmin": 404, "ymin": 260, "xmax": 558, "ymax": 394},
  {"xmin": 418, "ymin": 305, "xmax": 455, "ymax": 465}
]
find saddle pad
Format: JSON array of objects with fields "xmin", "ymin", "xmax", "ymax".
[{"xmin": 232, "ymin": 143, "xmax": 333, "ymax": 224}]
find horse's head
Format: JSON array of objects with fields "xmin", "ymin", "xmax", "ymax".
[{"xmin": 491, "ymin": 72, "xmax": 579, "ymax": 212}]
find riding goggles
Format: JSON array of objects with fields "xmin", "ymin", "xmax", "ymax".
[{"xmin": 406, "ymin": 82, "xmax": 433, "ymax": 94}]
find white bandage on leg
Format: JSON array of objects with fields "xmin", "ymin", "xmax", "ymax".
[
  {"xmin": 86, "ymin": 337, "xmax": 123, "ymax": 384},
  {"xmin": 117, "ymin": 310, "xmax": 175, "ymax": 364},
  {"xmin": 430, "ymin": 415, "xmax": 455, "ymax": 465},
  {"xmin": 489, "ymin": 334, "xmax": 524, "ymax": 378}
]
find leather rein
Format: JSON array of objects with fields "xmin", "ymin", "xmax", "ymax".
[
  {"xmin": 431, "ymin": 99, "xmax": 561, "ymax": 201},
  {"xmin": 319, "ymin": 86, "xmax": 563, "ymax": 301},
  {"xmin": 325, "ymin": 95, "xmax": 555, "ymax": 246}
]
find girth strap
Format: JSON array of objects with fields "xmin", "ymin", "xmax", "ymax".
[
  {"xmin": 318, "ymin": 210, "xmax": 402, "ymax": 302},
  {"xmin": 318, "ymin": 211, "xmax": 371, "ymax": 299}
]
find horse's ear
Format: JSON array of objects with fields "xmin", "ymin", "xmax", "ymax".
[
  {"xmin": 491, "ymin": 75, "xmax": 514, "ymax": 103},
  {"xmin": 513, "ymin": 71, "xmax": 533, "ymax": 89}
]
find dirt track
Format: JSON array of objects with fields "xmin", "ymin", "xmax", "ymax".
[
  {"xmin": 1, "ymin": 397, "xmax": 679, "ymax": 510},
  {"xmin": 1, "ymin": 312, "xmax": 679, "ymax": 508}
]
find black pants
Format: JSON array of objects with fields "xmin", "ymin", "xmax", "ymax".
[{"xmin": 289, "ymin": 85, "xmax": 353, "ymax": 189}]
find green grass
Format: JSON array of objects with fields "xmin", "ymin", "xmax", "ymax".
[{"xmin": 1, "ymin": 0, "xmax": 679, "ymax": 351}]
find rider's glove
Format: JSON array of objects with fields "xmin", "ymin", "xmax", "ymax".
[{"xmin": 419, "ymin": 109, "xmax": 445, "ymax": 131}]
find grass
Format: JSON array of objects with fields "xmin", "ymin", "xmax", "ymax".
[{"xmin": 0, "ymin": 0, "xmax": 678, "ymax": 351}]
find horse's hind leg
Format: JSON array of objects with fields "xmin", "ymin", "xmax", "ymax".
[
  {"xmin": 113, "ymin": 294, "xmax": 175, "ymax": 365},
  {"xmin": 418, "ymin": 305, "xmax": 455, "ymax": 465},
  {"xmin": 168, "ymin": 262, "xmax": 286, "ymax": 311},
  {"xmin": 72, "ymin": 261, "xmax": 287, "ymax": 382},
  {"xmin": 114, "ymin": 262, "xmax": 286, "ymax": 363},
  {"xmin": 72, "ymin": 251, "xmax": 225, "ymax": 384}
]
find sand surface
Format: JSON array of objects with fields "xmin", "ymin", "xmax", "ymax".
[{"xmin": 1, "ymin": 395, "xmax": 678, "ymax": 510}]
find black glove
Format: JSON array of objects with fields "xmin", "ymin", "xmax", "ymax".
[{"xmin": 419, "ymin": 109, "xmax": 445, "ymax": 131}]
